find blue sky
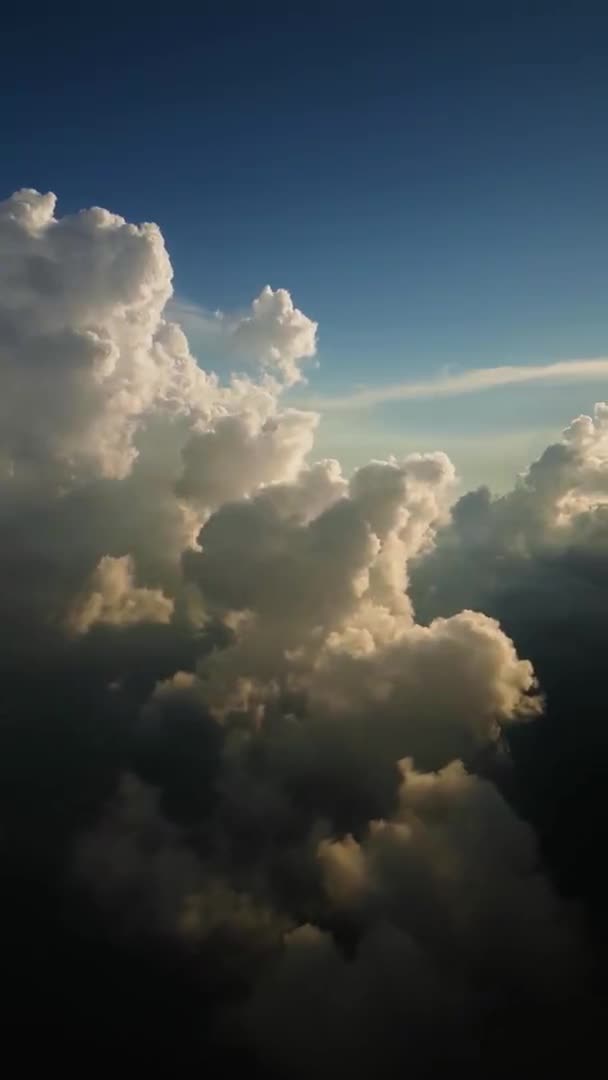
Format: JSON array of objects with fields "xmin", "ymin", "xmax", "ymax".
[{"xmin": 3, "ymin": 5, "xmax": 608, "ymax": 490}]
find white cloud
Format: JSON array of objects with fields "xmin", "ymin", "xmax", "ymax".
[
  {"xmin": 0, "ymin": 189, "xmax": 321, "ymax": 637},
  {"xmin": 169, "ymin": 284, "xmax": 318, "ymax": 386},
  {"xmin": 302, "ymin": 356, "xmax": 608, "ymax": 411},
  {"xmin": 176, "ymin": 408, "xmax": 319, "ymax": 510}
]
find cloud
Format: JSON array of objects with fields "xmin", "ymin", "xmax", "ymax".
[
  {"xmin": 0, "ymin": 187, "xmax": 599, "ymax": 1074},
  {"xmin": 247, "ymin": 759, "xmax": 583, "ymax": 1077},
  {"xmin": 175, "ymin": 408, "xmax": 319, "ymax": 509},
  {"xmin": 302, "ymin": 356, "xmax": 608, "ymax": 411},
  {"xmin": 169, "ymin": 284, "xmax": 318, "ymax": 386},
  {"xmin": 410, "ymin": 401, "xmax": 608, "ymax": 955},
  {"xmin": 411, "ymin": 400, "xmax": 608, "ymax": 620},
  {"xmin": 76, "ymin": 771, "xmax": 203, "ymax": 935},
  {"xmin": 67, "ymin": 555, "xmax": 174, "ymax": 634}
]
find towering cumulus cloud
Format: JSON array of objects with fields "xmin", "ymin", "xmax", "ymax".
[
  {"xmin": 0, "ymin": 190, "xmax": 597, "ymax": 1073},
  {"xmin": 411, "ymin": 403, "xmax": 608, "ymax": 959}
]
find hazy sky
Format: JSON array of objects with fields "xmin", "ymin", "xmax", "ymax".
[{"xmin": 4, "ymin": 6, "xmax": 608, "ymax": 489}]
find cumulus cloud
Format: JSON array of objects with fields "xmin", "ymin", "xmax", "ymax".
[
  {"xmin": 170, "ymin": 284, "xmax": 318, "ymax": 386},
  {"xmin": 247, "ymin": 760, "xmax": 582, "ymax": 1078},
  {"xmin": 411, "ymin": 401, "xmax": 608, "ymax": 977},
  {"xmin": 67, "ymin": 555, "xmax": 174, "ymax": 634},
  {"xmin": 176, "ymin": 407, "xmax": 319, "ymax": 510},
  {"xmin": 305, "ymin": 609, "xmax": 539, "ymax": 772},
  {"xmin": 0, "ymin": 188, "xmax": 175, "ymax": 483},
  {"xmin": 411, "ymin": 400, "xmax": 608, "ymax": 618},
  {"xmin": 0, "ymin": 188, "xmax": 598, "ymax": 1074},
  {"xmin": 0, "ymin": 189, "xmax": 319, "ymax": 648}
]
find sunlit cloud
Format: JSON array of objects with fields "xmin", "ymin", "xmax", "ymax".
[{"xmin": 0, "ymin": 188, "xmax": 596, "ymax": 1072}]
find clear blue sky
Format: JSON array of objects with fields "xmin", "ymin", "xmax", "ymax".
[{"xmin": 3, "ymin": 5, "xmax": 608, "ymax": 489}]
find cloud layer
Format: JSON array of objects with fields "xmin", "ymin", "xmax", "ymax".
[{"xmin": 0, "ymin": 189, "xmax": 600, "ymax": 1074}]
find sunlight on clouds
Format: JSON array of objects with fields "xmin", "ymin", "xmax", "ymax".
[
  {"xmin": 168, "ymin": 287, "xmax": 317, "ymax": 386},
  {"xmin": 0, "ymin": 187, "xmax": 596, "ymax": 1077}
]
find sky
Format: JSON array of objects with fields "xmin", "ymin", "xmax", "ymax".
[
  {"xmin": 3, "ymin": 4, "xmax": 608, "ymax": 489},
  {"xmin": 2, "ymin": 9, "xmax": 608, "ymax": 1067}
]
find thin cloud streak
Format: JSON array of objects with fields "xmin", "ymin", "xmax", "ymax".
[{"xmin": 301, "ymin": 357, "xmax": 608, "ymax": 411}]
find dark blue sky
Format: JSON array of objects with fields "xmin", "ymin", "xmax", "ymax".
[{"xmin": 3, "ymin": 5, "xmax": 608, "ymax": 487}]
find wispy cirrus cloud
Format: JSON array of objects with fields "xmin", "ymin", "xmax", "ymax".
[{"xmin": 300, "ymin": 357, "xmax": 608, "ymax": 411}]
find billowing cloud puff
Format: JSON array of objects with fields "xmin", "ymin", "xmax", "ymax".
[
  {"xmin": 316, "ymin": 757, "xmax": 573, "ymax": 978},
  {"xmin": 67, "ymin": 555, "xmax": 174, "ymax": 634},
  {"xmin": 305, "ymin": 609, "xmax": 539, "ymax": 771},
  {"xmin": 185, "ymin": 443, "xmax": 531, "ymax": 779},
  {"xmin": 410, "ymin": 402, "xmax": 608, "ymax": 1000},
  {"xmin": 176, "ymin": 408, "xmax": 319, "ymax": 510},
  {"xmin": 0, "ymin": 188, "xmax": 176, "ymax": 483},
  {"xmin": 170, "ymin": 284, "xmax": 318, "ymax": 386},
  {"xmin": 246, "ymin": 759, "xmax": 582, "ymax": 1077},
  {"xmin": 410, "ymin": 400, "xmax": 608, "ymax": 627},
  {"xmin": 0, "ymin": 189, "xmax": 598, "ymax": 1074},
  {"xmin": 0, "ymin": 189, "xmax": 321, "ymax": 645},
  {"xmin": 230, "ymin": 285, "xmax": 318, "ymax": 386}
]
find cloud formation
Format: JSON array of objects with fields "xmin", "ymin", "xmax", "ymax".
[
  {"xmin": 169, "ymin": 284, "xmax": 318, "ymax": 386},
  {"xmin": 411, "ymin": 401, "xmax": 608, "ymax": 963},
  {"xmin": 68, "ymin": 555, "xmax": 174, "ymax": 634},
  {"xmin": 303, "ymin": 356, "xmax": 608, "ymax": 410},
  {"xmin": 0, "ymin": 188, "xmax": 599, "ymax": 1074},
  {"xmin": 248, "ymin": 759, "xmax": 582, "ymax": 1077}
]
